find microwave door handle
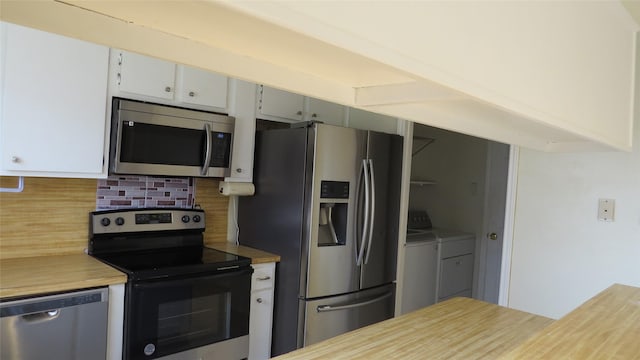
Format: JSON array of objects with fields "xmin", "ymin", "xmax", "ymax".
[
  {"xmin": 364, "ymin": 159, "xmax": 375, "ymax": 264},
  {"xmin": 201, "ymin": 123, "xmax": 212, "ymax": 176}
]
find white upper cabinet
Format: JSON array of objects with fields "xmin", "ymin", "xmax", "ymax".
[
  {"xmin": 257, "ymin": 85, "xmax": 400, "ymax": 134},
  {"xmin": 117, "ymin": 51, "xmax": 176, "ymax": 100},
  {"xmin": 258, "ymin": 86, "xmax": 347, "ymax": 126},
  {"xmin": 257, "ymin": 85, "xmax": 304, "ymax": 121},
  {"xmin": 0, "ymin": 22, "xmax": 109, "ymax": 178},
  {"xmin": 226, "ymin": 80, "xmax": 257, "ymax": 182},
  {"xmin": 177, "ymin": 66, "xmax": 228, "ymax": 109},
  {"xmin": 348, "ymin": 108, "xmax": 397, "ymax": 134},
  {"xmin": 307, "ymin": 97, "xmax": 346, "ymax": 126},
  {"xmin": 112, "ymin": 50, "xmax": 228, "ymax": 111}
]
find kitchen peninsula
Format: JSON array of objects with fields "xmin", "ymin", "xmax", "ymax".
[{"xmin": 274, "ymin": 284, "xmax": 640, "ymax": 359}]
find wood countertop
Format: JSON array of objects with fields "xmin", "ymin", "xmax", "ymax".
[
  {"xmin": 207, "ymin": 243, "xmax": 280, "ymax": 264},
  {"xmin": 501, "ymin": 283, "xmax": 640, "ymax": 359},
  {"xmin": 273, "ymin": 297, "xmax": 553, "ymax": 360},
  {"xmin": 0, "ymin": 254, "xmax": 127, "ymax": 299},
  {"xmin": 0, "ymin": 244, "xmax": 278, "ymax": 299}
]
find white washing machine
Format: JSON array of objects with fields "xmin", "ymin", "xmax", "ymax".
[
  {"xmin": 402, "ymin": 229, "xmax": 438, "ymax": 314},
  {"xmin": 401, "ymin": 211, "xmax": 476, "ymax": 314}
]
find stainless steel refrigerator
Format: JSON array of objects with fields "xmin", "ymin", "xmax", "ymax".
[{"xmin": 238, "ymin": 122, "xmax": 403, "ymax": 356}]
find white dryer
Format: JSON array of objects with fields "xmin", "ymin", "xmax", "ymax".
[
  {"xmin": 401, "ymin": 211, "xmax": 475, "ymax": 314},
  {"xmin": 430, "ymin": 229, "xmax": 475, "ymax": 302}
]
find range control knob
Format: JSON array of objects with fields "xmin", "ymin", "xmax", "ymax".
[
  {"xmin": 192, "ymin": 215, "xmax": 201, "ymax": 223},
  {"xmin": 115, "ymin": 217, "xmax": 125, "ymax": 226},
  {"xmin": 100, "ymin": 217, "xmax": 111, "ymax": 227},
  {"xmin": 181, "ymin": 215, "xmax": 190, "ymax": 223}
]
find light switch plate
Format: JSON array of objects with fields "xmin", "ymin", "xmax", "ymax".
[{"xmin": 598, "ymin": 198, "xmax": 615, "ymax": 222}]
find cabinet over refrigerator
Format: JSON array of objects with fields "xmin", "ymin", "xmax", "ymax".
[{"xmin": 239, "ymin": 122, "xmax": 403, "ymax": 356}]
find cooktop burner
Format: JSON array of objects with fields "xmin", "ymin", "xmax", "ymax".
[
  {"xmin": 94, "ymin": 246, "xmax": 250, "ymax": 280},
  {"xmin": 88, "ymin": 208, "xmax": 250, "ymax": 280}
]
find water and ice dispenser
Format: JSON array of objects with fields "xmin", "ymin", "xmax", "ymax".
[{"xmin": 318, "ymin": 181, "xmax": 349, "ymax": 246}]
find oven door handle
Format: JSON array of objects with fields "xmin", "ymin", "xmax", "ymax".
[
  {"xmin": 201, "ymin": 123, "xmax": 212, "ymax": 176},
  {"xmin": 132, "ymin": 266, "xmax": 254, "ymax": 283}
]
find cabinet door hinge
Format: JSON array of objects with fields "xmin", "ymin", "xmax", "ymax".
[
  {"xmin": 257, "ymin": 85, "xmax": 264, "ymax": 110},
  {"xmin": 116, "ymin": 52, "xmax": 123, "ymax": 85}
]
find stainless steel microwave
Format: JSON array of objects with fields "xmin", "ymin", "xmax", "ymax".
[{"xmin": 109, "ymin": 98, "xmax": 234, "ymax": 178}]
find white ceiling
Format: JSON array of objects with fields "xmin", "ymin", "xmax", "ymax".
[
  {"xmin": 622, "ymin": 1, "xmax": 640, "ymax": 26},
  {"xmin": 1, "ymin": 1, "xmax": 638, "ymax": 152}
]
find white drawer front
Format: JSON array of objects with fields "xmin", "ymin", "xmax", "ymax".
[{"xmin": 251, "ymin": 263, "xmax": 275, "ymax": 291}]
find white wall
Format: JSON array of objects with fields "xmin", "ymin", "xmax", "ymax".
[
  {"xmin": 410, "ymin": 124, "xmax": 488, "ymax": 234},
  {"xmin": 508, "ymin": 111, "xmax": 640, "ymax": 319}
]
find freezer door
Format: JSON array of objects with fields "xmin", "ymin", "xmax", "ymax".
[
  {"xmin": 301, "ymin": 284, "xmax": 395, "ymax": 347},
  {"xmin": 304, "ymin": 124, "xmax": 366, "ymax": 298},
  {"xmin": 360, "ymin": 131, "xmax": 403, "ymax": 289}
]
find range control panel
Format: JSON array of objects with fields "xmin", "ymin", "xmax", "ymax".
[{"xmin": 90, "ymin": 208, "xmax": 205, "ymax": 235}]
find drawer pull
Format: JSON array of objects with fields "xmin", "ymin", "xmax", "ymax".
[
  {"xmin": 256, "ymin": 298, "xmax": 263, "ymax": 303},
  {"xmin": 256, "ymin": 276, "xmax": 271, "ymax": 281}
]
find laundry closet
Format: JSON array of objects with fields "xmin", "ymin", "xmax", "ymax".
[{"xmin": 401, "ymin": 123, "xmax": 507, "ymax": 314}]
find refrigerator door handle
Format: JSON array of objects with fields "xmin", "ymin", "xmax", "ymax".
[
  {"xmin": 316, "ymin": 291, "xmax": 392, "ymax": 313},
  {"xmin": 364, "ymin": 159, "xmax": 376, "ymax": 264},
  {"xmin": 357, "ymin": 159, "xmax": 370, "ymax": 266},
  {"xmin": 354, "ymin": 161, "xmax": 363, "ymax": 262}
]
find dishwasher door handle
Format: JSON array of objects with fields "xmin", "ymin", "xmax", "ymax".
[{"xmin": 20, "ymin": 309, "xmax": 60, "ymax": 323}]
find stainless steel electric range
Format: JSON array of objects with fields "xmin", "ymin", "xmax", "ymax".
[{"xmin": 88, "ymin": 208, "xmax": 252, "ymax": 360}]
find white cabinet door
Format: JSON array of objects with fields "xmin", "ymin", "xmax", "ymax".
[
  {"xmin": 257, "ymin": 85, "xmax": 304, "ymax": 121},
  {"xmin": 307, "ymin": 97, "xmax": 345, "ymax": 126},
  {"xmin": 438, "ymin": 254, "xmax": 474, "ymax": 300},
  {"xmin": 226, "ymin": 80, "xmax": 257, "ymax": 182},
  {"xmin": 249, "ymin": 262, "xmax": 275, "ymax": 360},
  {"xmin": 249, "ymin": 288, "xmax": 274, "ymax": 360},
  {"xmin": 0, "ymin": 22, "xmax": 109, "ymax": 177},
  {"xmin": 117, "ymin": 50, "xmax": 176, "ymax": 100},
  {"xmin": 177, "ymin": 66, "xmax": 228, "ymax": 109},
  {"xmin": 348, "ymin": 108, "xmax": 398, "ymax": 134}
]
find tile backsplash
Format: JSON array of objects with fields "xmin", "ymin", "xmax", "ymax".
[{"xmin": 97, "ymin": 175, "xmax": 195, "ymax": 210}]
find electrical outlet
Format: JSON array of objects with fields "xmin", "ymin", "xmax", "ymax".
[{"xmin": 598, "ymin": 198, "xmax": 615, "ymax": 222}]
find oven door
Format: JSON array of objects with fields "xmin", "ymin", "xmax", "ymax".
[{"xmin": 124, "ymin": 268, "xmax": 252, "ymax": 360}]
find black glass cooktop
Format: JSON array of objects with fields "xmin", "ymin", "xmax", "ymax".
[{"xmin": 93, "ymin": 246, "xmax": 251, "ymax": 280}]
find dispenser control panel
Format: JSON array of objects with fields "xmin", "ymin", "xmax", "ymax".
[{"xmin": 320, "ymin": 181, "xmax": 349, "ymax": 199}]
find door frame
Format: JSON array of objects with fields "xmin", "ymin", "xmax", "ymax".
[{"xmin": 497, "ymin": 145, "xmax": 519, "ymax": 306}]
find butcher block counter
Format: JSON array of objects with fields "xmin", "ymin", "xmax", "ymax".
[
  {"xmin": 274, "ymin": 297, "xmax": 553, "ymax": 360},
  {"xmin": 502, "ymin": 283, "xmax": 640, "ymax": 359},
  {"xmin": 275, "ymin": 284, "xmax": 640, "ymax": 360},
  {"xmin": 207, "ymin": 243, "xmax": 280, "ymax": 264},
  {"xmin": 0, "ymin": 254, "xmax": 126, "ymax": 299}
]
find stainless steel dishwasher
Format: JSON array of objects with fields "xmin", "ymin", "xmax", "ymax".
[{"xmin": 1, "ymin": 287, "xmax": 109, "ymax": 360}]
